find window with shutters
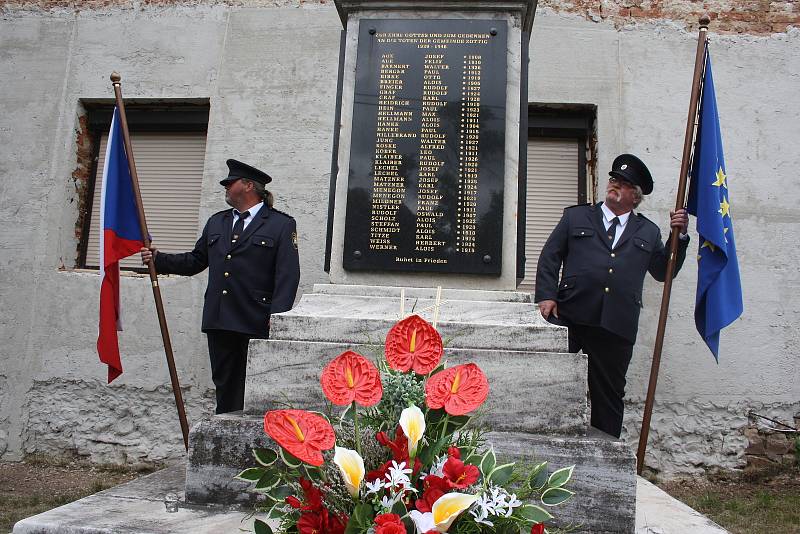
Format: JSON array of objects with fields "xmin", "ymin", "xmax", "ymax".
[
  {"xmin": 519, "ymin": 105, "xmax": 596, "ymax": 291},
  {"xmin": 76, "ymin": 103, "xmax": 210, "ymax": 270}
]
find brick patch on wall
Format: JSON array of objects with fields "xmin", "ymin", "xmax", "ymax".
[
  {"xmin": 744, "ymin": 414, "xmax": 799, "ymax": 468},
  {"xmin": 0, "ymin": 1, "xmax": 797, "ymax": 35}
]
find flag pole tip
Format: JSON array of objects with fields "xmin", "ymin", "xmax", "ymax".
[
  {"xmin": 699, "ymin": 14, "xmax": 710, "ymax": 28},
  {"xmin": 110, "ymin": 72, "xmax": 121, "ymax": 83}
]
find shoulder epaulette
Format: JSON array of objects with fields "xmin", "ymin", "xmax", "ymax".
[
  {"xmin": 269, "ymin": 207, "xmax": 295, "ymax": 220},
  {"xmin": 636, "ymin": 212, "xmax": 661, "ymax": 227}
]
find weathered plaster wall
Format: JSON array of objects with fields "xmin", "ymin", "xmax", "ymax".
[
  {"xmin": 528, "ymin": 8, "xmax": 800, "ymax": 474},
  {"xmin": 0, "ymin": 2, "xmax": 341, "ymax": 463},
  {"xmin": 0, "ymin": 1, "xmax": 798, "ymax": 476}
]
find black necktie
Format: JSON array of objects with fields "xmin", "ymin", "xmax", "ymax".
[
  {"xmin": 231, "ymin": 210, "xmax": 249, "ymax": 244},
  {"xmin": 607, "ymin": 216, "xmax": 620, "ymax": 245}
]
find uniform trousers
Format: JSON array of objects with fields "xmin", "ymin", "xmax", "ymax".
[
  {"xmin": 566, "ymin": 323, "xmax": 634, "ymax": 438},
  {"xmin": 207, "ymin": 330, "xmax": 251, "ymax": 414}
]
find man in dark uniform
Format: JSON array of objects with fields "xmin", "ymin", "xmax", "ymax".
[
  {"xmin": 535, "ymin": 154, "xmax": 690, "ymax": 438},
  {"xmin": 141, "ymin": 159, "xmax": 300, "ymax": 414}
]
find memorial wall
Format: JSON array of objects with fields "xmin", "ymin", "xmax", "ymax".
[{"xmin": 343, "ymin": 19, "xmax": 507, "ymax": 274}]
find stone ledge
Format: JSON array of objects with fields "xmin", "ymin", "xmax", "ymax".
[
  {"xmin": 13, "ymin": 465, "xmax": 258, "ymax": 534},
  {"xmin": 245, "ymin": 339, "xmax": 588, "ymax": 435},
  {"xmin": 269, "ymin": 284, "xmax": 567, "ymax": 353},
  {"xmin": 488, "ymin": 430, "xmax": 637, "ymax": 533},
  {"xmin": 13, "ymin": 461, "xmax": 726, "ymax": 534}
]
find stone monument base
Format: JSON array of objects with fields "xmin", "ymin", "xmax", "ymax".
[
  {"xmin": 183, "ymin": 414, "xmax": 637, "ymax": 532},
  {"xmin": 179, "ymin": 283, "xmax": 638, "ymax": 532}
]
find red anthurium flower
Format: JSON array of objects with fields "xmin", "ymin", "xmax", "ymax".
[
  {"xmin": 415, "ymin": 475, "xmax": 450, "ymax": 512},
  {"xmin": 425, "ymin": 363, "xmax": 489, "ymax": 415},
  {"xmin": 531, "ymin": 523, "xmax": 545, "ymax": 534},
  {"xmin": 263, "ymin": 410, "xmax": 335, "ymax": 467},
  {"xmin": 443, "ymin": 455, "xmax": 480, "ymax": 489},
  {"xmin": 385, "ymin": 314, "xmax": 443, "ymax": 374},
  {"xmin": 321, "ymin": 350, "xmax": 383, "ymax": 407},
  {"xmin": 374, "ymin": 513, "xmax": 406, "ymax": 534}
]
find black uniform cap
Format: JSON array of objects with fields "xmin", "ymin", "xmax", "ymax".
[
  {"xmin": 609, "ymin": 154, "xmax": 653, "ymax": 195},
  {"xmin": 220, "ymin": 159, "xmax": 272, "ymax": 186}
]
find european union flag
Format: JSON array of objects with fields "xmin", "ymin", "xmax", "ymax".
[{"xmin": 687, "ymin": 48, "xmax": 743, "ymax": 360}]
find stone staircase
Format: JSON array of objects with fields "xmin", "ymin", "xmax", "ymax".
[{"xmin": 184, "ymin": 284, "xmax": 637, "ymax": 532}]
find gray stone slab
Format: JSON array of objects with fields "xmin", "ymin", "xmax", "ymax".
[
  {"xmin": 487, "ymin": 430, "xmax": 637, "ymax": 533},
  {"xmin": 13, "ymin": 461, "xmax": 721, "ymax": 534},
  {"xmin": 312, "ymin": 283, "xmax": 533, "ymax": 302},
  {"xmin": 271, "ymin": 293, "xmax": 567, "ymax": 352},
  {"xmin": 12, "ymin": 465, "xmax": 259, "ymax": 534},
  {"xmin": 192, "ymin": 422, "xmax": 636, "ymax": 532},
  {"xmin": 635, "ymin": 477, "xmax": 729, "ymax": 533},
  {"xmin": 244, "ymin": 339, "xmax": 588, "ymax": 434},
  {"xmin": 184, "ymin": 414, "xmax": 270, "ymax": 506}
]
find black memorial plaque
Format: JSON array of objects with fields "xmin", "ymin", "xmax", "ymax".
[{"xmin": 343, "ymin": 19, "xmax": 507, "ymax": 274}]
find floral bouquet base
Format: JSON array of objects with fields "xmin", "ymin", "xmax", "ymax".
[{"xmin": 237, "ymin": 315, "xmax": 578, "ymax": 534}]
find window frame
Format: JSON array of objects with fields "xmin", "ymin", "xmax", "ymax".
[{"xmin": 76, "ymin": 101, "xmax": 210, "ymax": 270}]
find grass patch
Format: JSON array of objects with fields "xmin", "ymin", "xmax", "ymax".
[
  {"xmin": 659, "ymin": 464, "xmax": 800, "ymax": 534},
  {"xmin": 0, "ymin": 457, "xmax": 158, "ymax": 533}
]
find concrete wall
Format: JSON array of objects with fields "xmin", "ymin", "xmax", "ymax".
[{"xmin": 0, "ymin": 1, "xmax": 798, "ymax": 476}]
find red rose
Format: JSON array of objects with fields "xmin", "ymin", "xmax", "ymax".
[{"xmin": 374, "ymin": 513, "xmax": 406, "ymax": 534}]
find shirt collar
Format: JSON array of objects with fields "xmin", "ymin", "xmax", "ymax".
[
  {"xmin": 600, "ymin": 202, "xmax": 631, "ymax": 226},
  {"xmin": 235, "ymin": 201, "xmax": 264, "ymax": 219}
]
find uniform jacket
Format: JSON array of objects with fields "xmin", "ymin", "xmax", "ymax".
[
  {"xmin": 154, "ymin": 206, "xmax": 300, "ymax": 338},
  {"xmin": 534, "ymin": 202, "xmax": 689, "ymax": 343}
]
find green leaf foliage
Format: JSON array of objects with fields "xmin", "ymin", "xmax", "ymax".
[
  {"xmin": 488, "ymin": 462, "xmax": 515, "ymax": 486},
  {"xmin": 480, "ymin": 447, "xmax": 496, "ymax": 475},
  {"xmin": 344, "ymin": 503, "xmax": 374, "ymax": 534},
  {"xmin": 236, "ymin": 467, "xmax": 265, "ymax": 482},
  {"xmin": 253, "ymin": 448, "xmax": 279, "ymax": 467},
  {"xmin": 445, "ymin": 415, "xmax": 471, "ymax": 434},
  {"xmin": 516, "ymin": 503, "xmax": 553, "ymax": 523},
  {"xmin": 255, "ymin": 469, "xmax": 281, "ymax": 491},
  {"xmin": 253, "ymin": 519, "xmax": 273, "ymax": 534},
  {"xmin": 527, "ymin": 461, "xmax": 549, "ymax": 491},
  {"xmin": 266, "ymin": 485, "xmax": 294, "ymax": 502},
  {"xmin": 541, "ymin": 487, "xmax": 575, "ymax": 506},
  {"xmin": 547, "ymin": 465, "xmax": 575, "ymax": 488},
  {"xmin": 464, "ymin": 453, "xmax": 483, "ymax": 467},
  {"xmin": 279, "ymin": 448, "xmax": 303, "ymax": 468}
]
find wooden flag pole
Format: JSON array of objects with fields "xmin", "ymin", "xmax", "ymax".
[
  {"xmin": 636, "ymin": 16, "xmax": 710, "ymax": 474},
  {"xmin": 110, "ymin": 72, "xmax": 190, "ymax": 451}
]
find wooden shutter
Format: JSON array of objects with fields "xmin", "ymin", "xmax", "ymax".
[
  {"xmin": 519, "ymin": 137, "xmax": 580, "ymax": 291},
  {"xmin": 84, "ymin": 132, "xmax": 207, "ymax": 269}
]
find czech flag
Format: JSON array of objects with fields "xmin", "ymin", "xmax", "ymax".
[{"xmin": 97, "ymin": 107, "xmax": 145, "ymax": 383}]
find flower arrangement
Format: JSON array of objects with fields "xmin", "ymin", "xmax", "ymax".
[{"xmin": 237, "ymin": 314, "xmax": 575, "ymax": 534}]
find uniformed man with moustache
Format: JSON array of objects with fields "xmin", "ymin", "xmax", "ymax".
[
  {"xmin": 535, "ymin": 154, "xmax": 690, "ymax": 438},
  {"xmin": 141, "ymin": 159, "xmax": 300, "ymax": 414}
]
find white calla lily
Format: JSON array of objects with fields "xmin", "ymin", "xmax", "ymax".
[
  {"xmin": 399, "ymin": 405, "xmax": 425, "ymax": 457},
  {"xmin": 432, "ymin": 492, "xmax": 480, "ymax": 531},
  {"xmin": 333, "ymin": 446, "xmax": 364, "ymax": 498}
]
